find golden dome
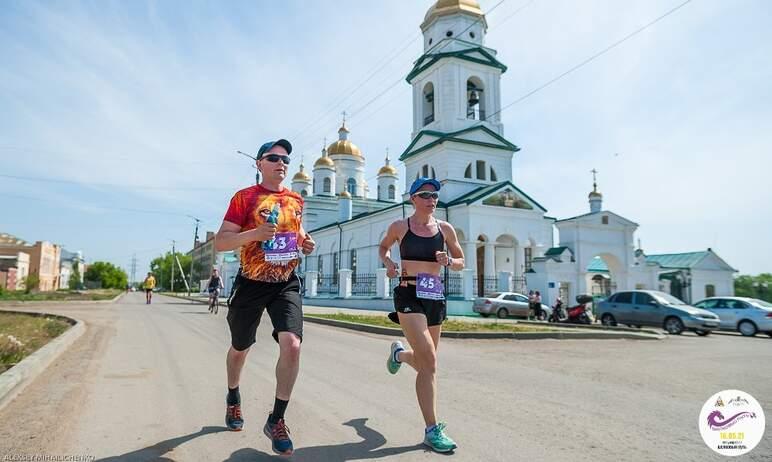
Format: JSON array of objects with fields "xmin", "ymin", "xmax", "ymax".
[
  {"xmin": 423, "ymin": 0, "xmax": 483, "ymax": 29},
  {"xmin": 314, "ymin": 154, "xmax": 335, "ymax": 168},
  {"xmin": 339, "ymin": 191, "xmax": 352, "ymax": 199},
  {"xmin": 378, "ymin": 164, "xmax": 398, "ymax": 176},
  {"xmin": 327, "ymin": 139, "xmax": 362, "ymax": 157},
  {"xmin": 589, "ymin": 191, "xmax": 603, "ymax": 199},
  {"xmin": 293, "ymin": 170, "xmax": 311, "ymax": 182}
]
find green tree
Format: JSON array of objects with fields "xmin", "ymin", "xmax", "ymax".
[
  {"xmin": 22, "ymin": 273, "xmax": 40, "ymax": 294},
  {"xmin": 68, "ymin": 260, "xmax": 82, "ymax": 290},
  {"xmin": 149, "ymin": 252, "xmax": 198, "ymax": 291},
  {"xmin": 84, "ymin": 261, "xmax": 128, "ymax": 289},
  {"xmin": 734, "ymin": 273, "xmax": 772, "ymax": 302}
]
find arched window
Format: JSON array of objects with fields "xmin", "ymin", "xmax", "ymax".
[
  {"xmin": 347, "ymin": 178, "xmax": 356, "ymax": 195},
  {"xmin": 323, "ymin": 177, "xmax": 331, "ymax": 193},
  {"xmin": 467, "ymin": 77, "xmax": 486, "ymax": 121},
  {"xmin": 350, "ymin": 249, "xmax": 357, "ymax": 283},
  {"xmin": 388, "ymin": 184, "xmax": 395, "ymax": 200},
  {"xmin": 423, "ymin": 82, "xmax": 435, "ymax": 126},
  {"xmin": 476, "ymin": 160, "xmax": 486, "ymax": 180},
  {"xmin": 422, "ymin": 164, "xmax": 429, "ymax": 177},
  {"xmin": 377, "ymin": 185, "xmax": 381, "ymax": 198},
  {"xmin": 464, "ymin": 163, "xmax": 472, "ymax": 178},
  {"xmin": 317, "ymin": 255, "xmax": 323, "ymax": 283},
  {"xmin": 490, "ymin": 167, "xmax": 497, "ymax": 182}
]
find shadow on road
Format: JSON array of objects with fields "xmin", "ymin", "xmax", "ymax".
[
  {"xmin": 223, "ymin": 418, "xmax": 428, "ymax": 461},
  {"xmin": 94, "ymin": 425, "xmax": 228, "ymax": 461}
]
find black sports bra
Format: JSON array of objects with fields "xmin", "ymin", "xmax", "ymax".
[{"xmin": 399, "ymin": 217, "xmax": 444, "ymax": 262}]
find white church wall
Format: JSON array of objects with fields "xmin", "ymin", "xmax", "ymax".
[{"xmin": 690, "ymin": 269, "xmax": 735, "ymax": 300}]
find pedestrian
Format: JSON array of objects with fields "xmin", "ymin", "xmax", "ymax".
[
  {"xmin": 214, "ymin": 139, "xmax": 315, "ymax": 456},
  {"xmin": 378, "ymin": 177, "xmax": 465, "ymax": 453},
  {"xmin": 142, "ymin": 272, "xmax": 156, "ymax": 304}
]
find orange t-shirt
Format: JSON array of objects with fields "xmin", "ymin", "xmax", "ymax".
[{"xmin": 223, "ymin": 184, "xmax": 304, "ymax": 283}]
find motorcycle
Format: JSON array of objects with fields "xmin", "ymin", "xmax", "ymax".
[{"xmin": 549, "ymin": 295, "xmax": 594, "ymax": 324}]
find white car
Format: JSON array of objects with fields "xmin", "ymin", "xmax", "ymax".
[
  {"xmin": 693, "ymin": 297, "xmax": 772, "ymax": 337},
  {"xmin": 473, "ymin": 292, "xmax": 552, "ymax": 320}
]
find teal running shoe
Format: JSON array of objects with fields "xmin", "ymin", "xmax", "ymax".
[
  {"xmin": 387, "ymin": 340, "xmax": 404, "ymax": 374},
  {"xmin": 424, "ymin": 422, "xmax": 457, "ymax": 453}
]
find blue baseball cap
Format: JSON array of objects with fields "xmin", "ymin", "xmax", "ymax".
[
  {"xmin": 257, "ymin": 139, "xmax": 292, "ymax": 159},
  {"xmin": 409, "ymin": 177, "xmax": 441, "ymax": 195}
]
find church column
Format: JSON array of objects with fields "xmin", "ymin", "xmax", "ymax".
[
  {"xmin": 484, "ymin": 243, "xmax": 495, "ymax": 279},
  {"xmin": 464, "ymin": 240, "xmax": 477, "ymax": 276}
]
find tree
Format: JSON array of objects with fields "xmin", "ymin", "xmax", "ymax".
[
  {"xmin": 734, "ymin": 273, "xmax": 772, "ymax": 302},
  {"xmin": 68, "ymin": 260, "xmax": 82, "ymax": 290},
  {"xmin": 22, "ymin": 274, "xmax": 40, "ymax": 294},
  {"xmin": 84, "ymin": 261, "xmax": 128, "ymax": 289},
  {"xmin": 149, "ymin": 252, "xmax": 198, "ymax": 291}
]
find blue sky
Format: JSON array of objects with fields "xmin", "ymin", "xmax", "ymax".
[{"xmin": 1, "ymin": 0, "xmax": 770, "ymax": 280}]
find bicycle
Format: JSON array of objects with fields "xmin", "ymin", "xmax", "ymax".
[{"xmin": 208, "ymin": 288, "xmax": 220, "ymax": 314}]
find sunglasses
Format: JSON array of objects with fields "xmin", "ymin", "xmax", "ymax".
[
  {"xmin": 413, "ymin": 191, "xmax": 439, "ymax": 200},
  {"xmin": 260, "ymin": 154, "xmax": 291, "ymax": 165}
]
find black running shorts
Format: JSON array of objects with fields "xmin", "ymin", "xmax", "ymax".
[
  {"xmin": 392, "ymin": 284, "xmax": 447, "ymax": 327},
  {"xmin": 226, "ymin": 273, "xmax": 303, "ymax": 350}
]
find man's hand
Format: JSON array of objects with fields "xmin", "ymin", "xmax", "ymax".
[
  {"xmin": 301, "ymin": 235, "xmax": 316, "ymax": 255},
  {"xmin": 384, "ymin": 258, "xmax": 399, "ymax": 278},
  {"xmin": 253, "ymin": 223, "xmax": 277, "ymax": 242},
  {"xmin": 435, "ymin": 251, "xmax": 450, "ymax": 267}
]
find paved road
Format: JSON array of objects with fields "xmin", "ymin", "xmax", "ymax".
[{"xmin": 1, "ymin": 293, "xmax": 770, "ymax": 461}]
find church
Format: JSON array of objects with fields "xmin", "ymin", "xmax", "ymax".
[{"xmin": 286, "ymin": 0, "xmax": 735, "ymax": 313}]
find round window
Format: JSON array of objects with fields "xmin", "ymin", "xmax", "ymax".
[
  {"xmin": 446, "ymin": 31, "xmax": 453, "ymax": 37},
  {"xmin": 470, "ymin": 31, "xmax": 476, "ymax": 39}
]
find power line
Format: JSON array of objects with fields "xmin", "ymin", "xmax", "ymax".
[
  {"xmin": 0, "ymin": 173, "xmax": 232, "ymax": 191},
  {"xmin": 486, "ymin": 0, "xmax": 694, "ymax": 120},
  {"xmin": 0, "ymin": 192, "xmax": 206, "ymax": 218}
]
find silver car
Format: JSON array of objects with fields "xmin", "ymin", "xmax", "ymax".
[
  {"xmin": 473, "ymin": 292, "xmax": 552, "ymax": 320},
  {"xmin": 596, "ymin": 290, "xmax": 720, "ymax": 335},
  {"xmin": 693, "ymin": 297, "xmax": 772, "ymax": 337}
]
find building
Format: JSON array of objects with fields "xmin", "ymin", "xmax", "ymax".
[
  {"xmin": 188, "ymin": 231, "xmax": 218, "ymax": 290},
  {"xmin": 0, "ymin": 233, "xmax": 60, "ymax": 291},
  {"xmin": 59, "ymin": 249, "xmax": 85, "ymax": 290}
]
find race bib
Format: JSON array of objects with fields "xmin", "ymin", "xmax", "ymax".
[
  {"xmin": 416, "ymin": 273, "xmax": 444, "ymax": 300},
  {"xmin": 264, "ymin": 232, "xmax": 299, "ymax": 263}
]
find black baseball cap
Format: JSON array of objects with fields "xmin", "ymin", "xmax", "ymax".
[{"xmin": 257, "ymin": 139, "xmax": 292, "ymax": 159}]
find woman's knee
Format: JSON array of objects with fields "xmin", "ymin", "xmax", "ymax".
[{"xmin": 414, "ymin": 349, "xmax": 437, "ymax": 374}]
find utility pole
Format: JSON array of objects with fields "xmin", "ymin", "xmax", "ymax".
[
  {"xmin": 130, "ymin": 254, "xmax": 137, "ymax": 287},
  {"xmin": 171, "ymin": 240, "xmax": 176, "ymax": 293},
  {"xmin": 237, "ymin": 150, "xmax": 259, "ymax": 184},
  {"xmin": 187, "ymin": 216, "xmax": 201, "ymax": 296}
]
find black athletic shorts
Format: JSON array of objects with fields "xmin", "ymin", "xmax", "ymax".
[
  {"xmin": 144, "ymin": 288, "xmax": 152, "ymax": 294},
  {"xmin": 226, "ymin": 273, "xmax": 303, "ymax": 350},
  {"xmin": 392, "ymin": 284, "xmax": 447, "ymax": 327}
]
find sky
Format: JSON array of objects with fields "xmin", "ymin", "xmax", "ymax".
[{"xmin": 1, "ymin": 0, "xmax": 771, "ymax": 281}]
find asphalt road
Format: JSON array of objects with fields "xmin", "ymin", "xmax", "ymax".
[{"xmin": 0, "ymin": 293, "xmax": 770, "ymax": 461}]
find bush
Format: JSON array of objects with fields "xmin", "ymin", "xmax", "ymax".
[
  {"xmin": 0, "ymin": 334, "xmax": 26, "ymax": 366},
  {"xmin": 22, "ymin": 274, "xmax": 40, "ymax": 294}
]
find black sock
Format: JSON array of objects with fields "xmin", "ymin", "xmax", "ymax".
[
  {"xmin": 227, "ymin": 386, "xmax": 240, "ymax": 405},
  {"xmin": 270, "ymin": 397, "xmax": 289, "ymax": 423}
]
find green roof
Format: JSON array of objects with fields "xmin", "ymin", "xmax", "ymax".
[
  {"xmin": 406, "ymin": 47, "xmax": 507, "ymax": 83},
  {"xmin": 399, "ymin": 125, "xmax": 519, "ymax": 162},
  {"xmin": 586, "ymin": 251, "xmax": 713, "ymax": 272},
  {"xmin": 544, "ymin": 246, "xmax": 569, "ymax": 256},
  {"xmin": 645, "ymin": 251, "xmax": 710, "ymax": 270},
  {"xmin": 308, "ymin": 201, "xmax": 411, "ymax": 234},
  {"xmin": 445, "ymin": 181, "xmax": 547, "ymax": 212}
]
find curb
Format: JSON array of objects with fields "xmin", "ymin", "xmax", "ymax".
[
  {"xmin": 303, "ymin": 316, "xmax": 664, "ymax": 340},
  {"xmin": 0, "ymin": 291, "xmax": 124, "ymax": 306},
  {"xmin": 0, "ymin": 309, "xmax": 87, "ymax": 412},
  {"xmin": 517, "ymin": 320, "xmax": 662, "ymax": 335}
]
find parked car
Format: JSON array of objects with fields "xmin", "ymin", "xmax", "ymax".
[
  {"xmin": 692, "ymin": 297, "xmax": 772, "ymax": 337},
  {"xmin": 596, "ymin": 290, "xmax": 720, "ymax": 335},
  {"xmin": 473, "ymin": 292, "xmax": 552, "ymax": 320}
]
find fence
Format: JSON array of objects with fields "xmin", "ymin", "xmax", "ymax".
[
  {"xmin": 473, "ymin": 276, "xmax": 498, "ymax": 297},
  {"xmin": 351, "ymin": 273, "xmax": 376, "ymax": 296},
  {"xmin": 317, "ymin": 274, "xmax": 338, "ymax": 295}
]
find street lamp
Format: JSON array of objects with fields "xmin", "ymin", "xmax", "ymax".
[{"xmin": 237, "ymin": 150, "xmax": 259, "ymax": 185}]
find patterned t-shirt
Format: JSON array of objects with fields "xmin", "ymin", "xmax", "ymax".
[{"xmin": 223, "ymin": 184, "xmax": 304, "ymax": 283}]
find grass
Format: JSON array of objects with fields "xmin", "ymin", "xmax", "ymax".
[
  {"xmin": 0, "ymin": 289, "xmax": 121, "ymax": 302},
  {"xmin": 0, "ymin": 312, "xmax": 71, "ymax": 373},
  {"xmin": 305, "ymin": 313, "xmax": 556, "ymax": 332}
]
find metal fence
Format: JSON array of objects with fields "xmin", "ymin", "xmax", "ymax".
[
  {"xmin": 317, "ymin": 274, "xmax": 338, "ymax": 295},
  {"xmin": 473, "ymin": 276, "xmax": 498, "ymax": 297},
  {"xmin": 445, "ymin": 274, "xmax": 462, "ymax": 297},
  {"xmin": 513, "ymin": 276, "xmax": 527, "ymax": 294},
  {"xmin": 351, "ymin": 273, "xmax": 376, "ymax": 296}
]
